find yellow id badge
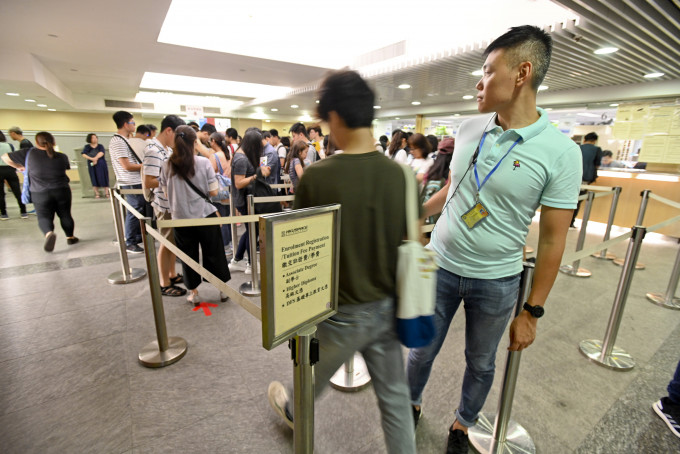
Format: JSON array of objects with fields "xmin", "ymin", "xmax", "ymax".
[{"xmin": 461, "ymin": 202, "xmax": 490, "ymax": 229}]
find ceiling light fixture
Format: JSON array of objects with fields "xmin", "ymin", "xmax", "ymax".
[
  {"xmin": 373, "ymin": 105, "xmax": 381, "ymax": 109},
  {"xmin": 471, "ymin": 69, "xmax": 483, "ymax": 76},
  {"xmin": 398, "ymin": 84, "xmax": 411, "ymax": 89},
  {"xmin": 140, "ymin": 72, "xmax": 290, "ymax": 100},
  {"xmin": 315, "ymin": 100, "xmax": 319, "ymax": 103},
  {"xmin": 594, "ymin": 47, "xmax": 618, "ymax": 55},
  {"xmin": 25, "ymin": 99, "xmax": 36, "ymax": 102},
  {"xmin": 411, "ymin": 101, "xmax": 421, "ymax": 105},
  {"xmin": 47, "ymin": 108, "xmax": 56, "ymax": 111},
  {"xmin": 270, "ymin": 108, "xmax": 278, "ymax": 112},
  {"xmin": 395, "ymin": 117, "xmax": 400, "ymax": 120},
  {"xmin": 6, "ymin": 92, "xmax": 19, "ymax": 96},
  {"xmin": 462, "ymin": 95, "xmax": 474, "ymax": 100},
  {"xmin": 538, "ymin": 85, "xmax": 549, "ymax": 91},
  {"xmin": 291, "ymin": 104, "xmax": 299, "ymax": 108},
  {"xmin": 609, "ymin": 103, "xmax": 619, "ymax": 107},
  {"xmin": 37, "ymin": 104, "xmax": 47, "ymax": 107},
  {"xmin": 643, "ymin": 72, "xmax": 664, "ymax": 78}
]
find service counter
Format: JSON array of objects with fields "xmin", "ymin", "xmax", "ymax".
[{"xmin": 580, "ymin": 169, "xmax": 680, "ymax": 238}]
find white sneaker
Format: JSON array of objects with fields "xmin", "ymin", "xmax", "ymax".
[
  {"xmin": 244, "ymin": 261, "xmax": 261, "ymax": 275},
  {"xmin": 228, "ymin": 258, "xmax": 247, "ymax": 272},
  {"xmin": 268, "ymin": 381, "xmax": 294, "ymax": 429}
]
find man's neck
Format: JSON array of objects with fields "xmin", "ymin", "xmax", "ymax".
[
  {"xmin": 117, "ymin": 128, "xmax": 129, "ymax": 138},
  {"xmin": 337, "ymin": 128, "xmax": 377, "ymax": 155},
  {"xmin": 495, "ymin": 106, "xmax": 540, "ymax": 130}
]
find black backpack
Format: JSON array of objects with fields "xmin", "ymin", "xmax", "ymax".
[{"xmin": 248, "ymin": 174, "xmax": 283, "ymax": 214}]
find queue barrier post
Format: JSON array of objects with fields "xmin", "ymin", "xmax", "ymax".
[
  {"xmin": 107, "ymin": 187, "xmax": 146, "ymax": 284},
  {"xmin": 293, "ymin": 325, "xmax": 318, "ymax": 454},
  {"xmin": 579, "ymin": 225, "xmax": 646, "ymax": 371},
  {"xmin": 646, "ymin": 240, "xmax": 680, "ymax": 310},
  {"xmin": 229, "ymin": 189, "xmax": 238, "ymax": 260},
  {"xmin": 592, "ymin": 187, "xmax": 622, "ymax": 260},
  {"xmin": 613, "ymin": 190, "xmax": 649, "ymax": 270},
  {"xmin": 330, "ymin": 352, "xmax": 371, "ymax": 392},
  {"xmin": 559, "ymin": 191, "xmax": 594, "ymax": 278},
  {"xmin": 239, "ymin": 194, "xmax": 261, "ymax": 297},
  {"xmin": 468, "ymin": 262, "xmax": 536, "ymax": 454},
  {"xmin": 138, "ymin": 220, "xmax": 188, "ymax": 368}
]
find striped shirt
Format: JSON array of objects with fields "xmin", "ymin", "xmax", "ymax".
[
  {"xmin": 109, "ymin": 134, "xmax": 141, "ymax": 185},
  {"xmin": 143, "ymin": 138, "xmax": 171, "ymax": 212}
]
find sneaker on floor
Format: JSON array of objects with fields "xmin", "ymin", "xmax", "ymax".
[
  {"xmin": 126, "ymin": 244, "xmax": 144, "ymax": 254},
  {"xmin": 44, "ymin": 232, "xmax": 57, "ymax": 252},
  {"xmin": 67, "ymin": 237, "xmax": 79, "ymax": 245},
  {"xmin": 0, "ymin": 214, "xmax": 8, "ymax": 221},
  {"xmin": 20, "ymin": 212, "xmax": 28, "ymax": 219},
  {"xmin": 187, "ymin": 291, "xmax": 199, "ymax": 306},
  {"xmin": 446, "ymin": 428, "xmax": 469, "ymax": 454},
  {"xmin": 268, "ymin": 381, "xmax": 294, "ymax": 429},
  {"xmin": 412, "ymin": 405, "xmax": 422, "ymax": 429},
  {"xmin": 653, "ymin": 397, "xmax": 680, "ymax": 438},
  {"xmin": 244, "ymin": 261, "xmax": 260, "ymax": 275},
  {"xmin": 27, "ymin": 209, "xmax": 36, "ymax": 216},
  {"xmin": 228, "ymin": 258, "xmax": 247, "ymax": 272},
  {"xmin": 219, "ymin": 291, "xmax": 228, "ymax": 302}
]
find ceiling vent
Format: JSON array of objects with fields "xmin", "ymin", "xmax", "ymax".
[
  {"xmin": 180, "ymin": 105, "xmax": 221, "ymax": 114},
  {"xmin": 104, "ymin": 100, "xmax": 155, "ymax": 110},
  {"xmin": 354, "ymin": 41, "xmax": 406, "ymax": 67}
]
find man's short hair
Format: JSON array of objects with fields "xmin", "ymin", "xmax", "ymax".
[
  {"xmin": 200, "ymin": 123, "xmax": 217, "ymax": 134},
  {"xmin": 146, "ymin": 124, "xmax": 158, "ymax": 132},
  {"xmin": 483, "ymin": 25, "xmax": 552, "ymax": 91},
  {"xmin": 269, "ymin": 129, "xmax": 279, "ymax": 138},
  {"xmin": 112, "ymin": 111, "xmax": 133, "ymax": 129},
  {"xmin": 262, "ymin": 130, "xmax": 272, "ymax": 139},
  {"xmin": 317, "ymin": 70, "xmax": 374, "ymax": 128},
  {"xmin": 289, "ymin": 122, "xmax": 307, "ymax": 137},
  {"xmin": 136, "ymin": 124, "xmax": 151, "ymax": 136},
  {"xmin": 584, "ymin": 132, "xmax": 598, "ymax": 142},
  {"xmin": 9, "ymin": 126, "xmax": 23, "ymax": 135},
  {"xmin": 602, "ymin": 150, "xmax": 613, "ymax": 158},
  {"xmin": 309, "ymin": 125, "xmax": 322, "ymax": 136},
  {"xmin": 160, "ymin": 115, "xmax": 186, "ymax": 132},
  {"xmin": 226, "ymin": 128, "xmax": 238, "ymax": 140}
]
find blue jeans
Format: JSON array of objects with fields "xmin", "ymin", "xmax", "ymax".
[
  {"xmin": 120, "ymin": 184, "xmax": 145, "ymax": 247},
  {"xmin": 669, "ymin": 359, "xmax": 680, "ymax": 406},
  {"xmin": 286, "ymin": 298, "xmax": 416, "ymax": 454},
  {"xmin": 407, "ymin": 267, "xmax": 520, "ymax": 427}
]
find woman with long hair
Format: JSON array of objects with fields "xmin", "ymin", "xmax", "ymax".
[
  {"xmin": 81, "ymin": 133, "xmax": 109, "ymax": 198},
  {"xmin": 385, "ymin": 130, "xmax": 408, "ymax": 163},
  {"xmin": 421, "ymin": 137, "xmax": 454, "ymax": 225},
  {"xmin": 407, "ymin": 133, "xmax": 434, "ymax": 184},
  {"xmin": 208, "ymin": 131, "xmax": 232, "ymax": 251},
  {"xmin": 1, "ymin": 132, "xmax": 77, "ymax": 251},
  {"xmin": 159, "ymin": 125, "xmax": 231, "ymax": 304},
  {"xmin": 228, "ymin": 129, "xmax": 271, "ymax": 274},
  {"xmin": 283, "ymin": 140, "xmax": 308, "ymax": 192}
]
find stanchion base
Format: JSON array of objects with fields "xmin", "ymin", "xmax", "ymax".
[
  {"xmin": 330, "ymin": 353, "xmax": 371, "ymax": 392},
  {"xmin": 524, "ymin": 246, "xmax": 534, "ymax": 255},
  {"xmin": 591, "ymin": 252, "xmax": 616, "ymax": 260},
  {"xmin": 559, "ymin": 265, "xmax": 592, "ymax": 278},
  {"xmin": 468, "ymin": 412, "xmax": 535, "ymax": 454},
  {"xmin": 239, "ymin": 281, "xmax": 261, "ymax": 297},
  {"xmin": 578, "ymin": 339, "xmax": 635, "ymax": 371},
  {"xmin": 612, "ymin": 258, "xmax": 645, "ymax": 270},
  {"xmin": 138, "ymin": 337, "xmax": 188, "ymax": 368},
  {"xmin": 646, "ymin": 293, "xmax": 680, "ymax": 310},
  {"xmin": 108, "ymin": 268, "xmax": 146, "ymax": 284}
]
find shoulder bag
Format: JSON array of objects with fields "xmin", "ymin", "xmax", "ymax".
[
  {"xmin": 181, "ymin": 173, "xmax": 221, "ymax": 217},
  {"xmin": 395, "ymin": 164, "xmax": 438, "ymax": 348},
  {"xmin": 211, "ymin": 154, "xmax": 231, "ymax": 203},
  {"xmin": 247, "ymin": 170, "xmax": 282, "ymax": 214}
]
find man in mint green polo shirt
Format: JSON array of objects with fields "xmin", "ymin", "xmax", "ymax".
[{"xmin": 406, "ymin": 25, "xmax": 581, "ymax": 454}]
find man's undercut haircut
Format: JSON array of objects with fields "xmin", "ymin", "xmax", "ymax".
[
  {"xmin": 200, "ymin": 123, "xmax": 217, "ymax": 134},
  {"xmin": 309, "ymin": 125, "xmax": 322, "ymax": 136},
  {"xmin": 269, "ymin": 129, "xmax": 279, "ymax": 138},
  {"xmin": 113, "ymin": 111, "xmax": 133, "ymax": 129},
  {"xmin": 289, "ymin": 122, "xmax": 307, "ymax": 137},
  {"xmin": 136, "ymin": 124, "xmax": 151, "ymax": 136},
  {"xmin": 226, "ymin": 128, "xmax": 238, "ymax": 140},
  {"xmin": 584, "ymin": 132, "xmax": 598, "ymax": 142},
  {"xmin": 146, "ymin": 124, "xmax": 158, "ymax": 132},
  {"xmin": 9, "ymin": 126, "xmax": 23, "ymax": 135},
  {"xmin": 262, "ymin": 130, "xmax": 272, "ymax": 139},
  {"xmin": 317, "ymin": 70, "xmax": 375, "ymax": 128},
  {"xmin": 160, "ymin": 114, "xmax": 186, "ymax": 132},
  {"xmin": 483, "ymin": 25, "xmax": 552, "ymax": 91}
]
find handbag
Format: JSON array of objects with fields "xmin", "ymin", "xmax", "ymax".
[
  {"xmin": 21, "ymin": 149, "xmax": 32, "ymax": 204},
  {"xmin": 395, "ymin": 164, "xmax": 438, "ymax": 348},
  {"xmin": 211, "ymin": 154, "xmax": 231, "ymax": 203}
]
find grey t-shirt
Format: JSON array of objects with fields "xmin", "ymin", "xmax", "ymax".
[
  {"xmin": 159, "ymin": 156, "xmax": 217, "ymax": 219},
  {"xmin": 231, "ymin": 152, "xmax": 256, "ymax": 209}
]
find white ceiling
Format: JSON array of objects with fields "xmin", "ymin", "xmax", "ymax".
[{"xmin": 0, "ymin": 0, "xmax": 678, "ymax": 123}]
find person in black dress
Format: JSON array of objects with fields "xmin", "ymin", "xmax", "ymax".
[{"xmin": 81, "ymin": 133, "xmax": 109, "ymax": 198}]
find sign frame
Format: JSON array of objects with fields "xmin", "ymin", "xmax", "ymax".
[{"xmin": 260, "ymin": 204, "xmax": 341, "ymax": 350}]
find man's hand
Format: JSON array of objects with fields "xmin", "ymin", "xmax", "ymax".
[{"xmin": 508, "ymin": 310, "xmax": 537, "ymax": 351}]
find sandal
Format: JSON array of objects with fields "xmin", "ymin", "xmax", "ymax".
[
  {"xmin": 160, "ymin": 285, "xmax": 187, "ymax": 297},
  {"xmin": 170, "ymin": 274, "xmax": 183, "ymax": 285}
]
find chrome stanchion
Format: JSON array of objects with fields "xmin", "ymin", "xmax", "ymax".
[
  {"xmin": 468, "ymin": 262, "xmax": 536, "ymax": 454},
  {"xmin": 229, "ymin": 189, "xmax": 238, "ymax": 260},
  {"xmin": 646, "ymin": 241, "xmax": 680, "ymax": 310},
  {"xmin": 592, "ymin": 187, "xmax": 621, "ymax": 260},
  {"xmin": 239, "ymin": 194, "xmax": 261, "ymax": 297},
  {"xmin": 330, "ymin": 352, "xmax": 371, "ymax": 392},
  {"xmin": 107, "ymin": 187, "xmax": 146, "ymax": 284},
  {"xmin": 560, "ymin": 191, "xmax": 594, "ymax": 278},
  {"xmin": 613, "ymin": 190, "xmax": 648, "ymax": 270},
  {"xmin": 138, "ymin": 220, "xmax": 188, "ymax": 367},
  {"xmin": 579, "ymin": 225, "xmax": 646, "ymax": 371},
  {"xmin": 293, "ymin": 325, "xmax": 318, "ymax": 454}
]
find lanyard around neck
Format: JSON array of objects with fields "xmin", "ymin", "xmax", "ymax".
[{"xmin": 473, "ymin": 132, "xmax": 521, "ymax": 197}]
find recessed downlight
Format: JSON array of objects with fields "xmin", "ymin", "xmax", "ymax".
[
  {"xmin": 462, "ymin": 95, "xmax": 474, "ymax": 100},
  {"xmin": 643, "ymin": 72, "xmax": 664, "ymax": 78},
  {"xmin": 37, "ymin": 104, "xmax": 47, "ymax": 107},
  {"xmin": 315, "ymin": 100, "xmax": 319, "ymax": 103},
  {"xmin": 5, "ymin": 92, "xmax": 19, "ymax": 96},
  {"xmin": 594, "ymin": 47, "xmax": 618, "ymax": 55},
  {"xmin": 25, "ymin": 99, "xmax": 36, "ymax": 103},
  {"xmin": 471, "ymin": 69, "xmax": 483, "ymax": 76},
  {"xmin": 395, "ymin": 117, "xmax": 400, "ymax": 120},
  {"xmin": 398, "ymin": 84, "xmax": 411, "ymax": 89},
  {"xmin": 290, "ymin": 104, "xmax": 299, "ymax": 108},
  {"xmin": 609, "ymin": 103, "xmax": 619, "ymax": 107},
  {"xmin": 270, "ymin": 108, "xmax": 278, "ymax": 112},
  {"xmin": 47, "ymin": 108, "xmax": 56, "ymax": 111},
  {"xmin": 538, "ymin": 85, "xmax": 549, "ymax": 91},
  {"xmin": 373, "ymin": 105, "xmax": 381, "ymax": 109},
  {"xmin": 411, "ymin": 101, "xmax": 421, "ymax": 106}
]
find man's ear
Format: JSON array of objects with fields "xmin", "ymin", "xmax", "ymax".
[{"xmin": 516, "ymin": 61, "xmax": 533, "ymax": 87}]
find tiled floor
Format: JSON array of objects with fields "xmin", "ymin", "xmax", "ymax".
[{"xmin": 1, "ymin": 183, "xmax": 679, "ymax": 453}]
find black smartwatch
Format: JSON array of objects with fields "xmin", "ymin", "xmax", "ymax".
[{"xmin": 523, "ymin": 302, "xmax": 544, "ymax": 318}]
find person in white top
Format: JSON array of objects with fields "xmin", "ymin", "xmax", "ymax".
[
  {"xmin": 407, "ymin": 133, "xmax": 434, "ymax": 185},
  {"xmin": 385, "ymin": 130, "xmax": 408, "ymax": 163}
]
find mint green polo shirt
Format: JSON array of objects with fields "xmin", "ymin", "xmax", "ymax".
[{"xmin": 428, "ymin": 108, "xmax": 582, "ymax": 279}]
